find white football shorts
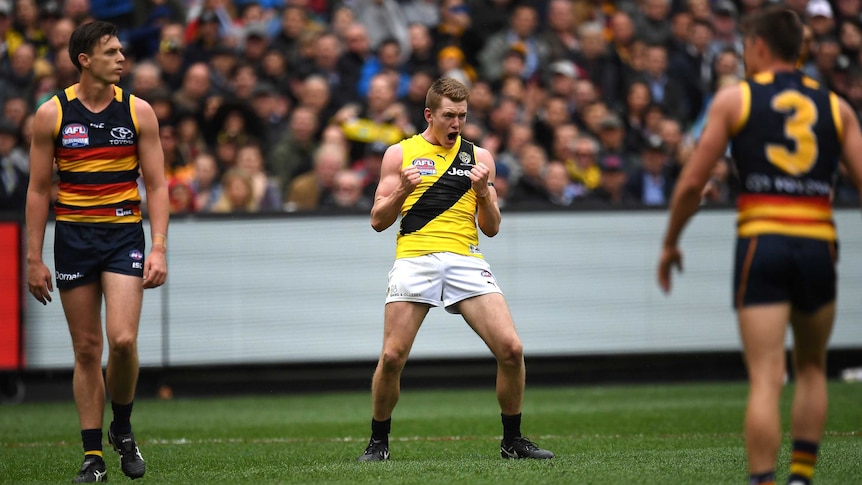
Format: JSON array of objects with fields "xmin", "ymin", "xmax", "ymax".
[{"xmin": 385, "ymin": 252, "xmax": 503, "ymax": 314}]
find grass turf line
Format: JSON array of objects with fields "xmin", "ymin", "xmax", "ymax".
[{"xmin": 0, "ymin": 382, "xmax": 860, "ymax": 484}]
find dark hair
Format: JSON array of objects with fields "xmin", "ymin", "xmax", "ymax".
[
  {"xmin": 739, "ymin": 6, "xmax": 803, "ymax": 63},
  {"xmin": 425, "ymin": 77, "xmax": 470, "ymax": 111},
  {"xmin": 68, "ymin": 21, "xmax": 119, "ymax": 72}
]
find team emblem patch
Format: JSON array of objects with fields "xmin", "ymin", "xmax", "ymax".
[
  {"xmin": 412, "ymin": 158, "xmax": 437, "ymax": 175},
  {"xmin": 129, "ymin": 250, "xmax": 143, "ymax": 260},
  {"xmin": 458, "ymin": 152, "xmax": 472, "ymax": 164},
  {"xmin": 61, "ymin": 123, "xmax": 89, "ymax": 147}
]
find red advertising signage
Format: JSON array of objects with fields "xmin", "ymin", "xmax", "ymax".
[{"xmin": 0, "ymin": 221, "xmax": 23, "ymax": 370}]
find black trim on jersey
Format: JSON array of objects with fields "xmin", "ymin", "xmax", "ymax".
[
  {"xmin": 58, "ymin": 169, "xmax": 140, "ymax": 185},
  {"xmin": 400, "ymin": 139, "xmax": 475, "ymax": 235},
  {"xmin": 54, "ymin": 200, "xmax": 141, "ymax": 210}
]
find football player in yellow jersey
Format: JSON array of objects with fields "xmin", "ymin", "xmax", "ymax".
[
  {"xmin": 358, "ymin": 77, "xmax": 554, "ymax": 462},
  {"xmin": 26, "ymin": 21, "xmax": 168, "ymax": 483},
  {"xmin": 658, "ymin": 7, "xmax": 862, "ymax": 485}
]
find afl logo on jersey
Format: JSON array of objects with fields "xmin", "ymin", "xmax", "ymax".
[
  {"xmin": 62, "ymin": 123, "xmax": 89, "ymax": 147},
  {"xmin": 412, "ymin": 158, "xmax": 437, "ymax": 176},
  {"xmin": 129, "ymin": 249, "xmax": 143, "ymax": 260}
]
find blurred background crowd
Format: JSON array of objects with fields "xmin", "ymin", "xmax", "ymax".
[{"xmin": 1, "ymin": 0, "xmax": 861, "ymax": 215}]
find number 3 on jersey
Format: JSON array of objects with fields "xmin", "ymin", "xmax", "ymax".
[{"xmin": 765, "ymin": 90, "xmax": 819, "ymax": 176}]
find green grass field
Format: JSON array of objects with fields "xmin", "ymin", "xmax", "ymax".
[{"xmin": 1, "ymin": 381, "xmax": 860, "ymax": 484}]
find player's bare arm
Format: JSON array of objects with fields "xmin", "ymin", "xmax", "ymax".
[
  {"xmin": 836, "ymin": 97, "xmax": 862, "ymax": 205},
  {"xmin": 134, "ymin": 96, "xmax": 169, "ymax": 289},
  {"xmin": 472, "ymin": 147, "xmax": 500, "ymax": 237},
  {"xmin": 371, "ymin": 144, "xmax": 418, "ymax": 232},
  {"xmin": 659, "ymin": 83, "xmax": 741, "ymax": 293},
  {"xmin": 25, "ymin": 99, "xmax": 60, "ymax": 304}
]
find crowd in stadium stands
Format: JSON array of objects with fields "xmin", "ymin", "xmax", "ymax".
[{"xmin": 1, "ymin": 0, "xmax": 861, "ymax": 214}]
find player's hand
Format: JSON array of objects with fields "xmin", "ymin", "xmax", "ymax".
[
  {"xmin": 468, "ymin": 162, "xmax": 490, "ymax": 193},
  {"xmin": 27, "ymin": 260, "xmax": 54, "ymax": 305},
  {"xmin": 658, "ymin": 246, "xmax": 683, "ymax": 294},
  {"xmin": 143, "ymin": 247, "xmax": 167, "ymax": 289},
  {"xmin": 399, "ymin": 165, "xmax": 421, "ymax": 194}
]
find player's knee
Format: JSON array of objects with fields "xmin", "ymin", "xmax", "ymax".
[
  {"xmin": 72, "ymin": 339, "xmax": 103, "ymax": 366},
  {"xmin": 109, "ymin": 335, "xmax": 138, "ymax": 359},
  {"xmin": 378, "ymin": 348, "xmax": 409, "ymax": 374},
  {"xmin": 496, "ymin": 340, "xmax": 524, "ymax": 368}
]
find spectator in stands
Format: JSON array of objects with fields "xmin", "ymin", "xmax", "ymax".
[
  {"xmin": 168, "ymin": 178, "xmax": 196, "ymax": 214},
  {"xmin": 338, "ymin": 22, "xmax": 373, "ymax": 96},
  {"xmin": 586, "ymin": 153, "xmax": 630, "ymax": 205},
  {"xmin": 496, "ymin": 122, "xmax": 533, "ymax": 183},
  {"xmin": 544, "ymin": 161, "xmax": 578, "ymax": 206},
  {"xmin": 700, "ymin": 156, "xmax": 734, "ymax": 205},
  {"xmin": 351, "ymin": 0, "xmax": 411, "ymax": 57},
  {"xmin": 320, "ymin": 168, "xmax": 372, "ymax": 211},
  {"xmin": 154, "ymin": 30, "xmax": 185, "ymax": 90},
  {"xmin": 478, "ymin": 4, "xmax": 548, "ymax": 82},
  {"xmin": 303, "ymin": 31, "xmax": 359, "ymax": 107},
  {"xmin": 129, "ymin": 61, "xmax": 164, "ymax": 100},
  {"xmin": 240, "ymin": 23, "xmax": 271, "ymax": 65},
  {"xmin": 401, "ymin": 0, "xmax": 440, "ymax": 29},
  {"xmin": 404, "ymin": 23, "xmax": 436, "ymax": 75},
  {"xmin": 0, "ymin": 117, "xmax": 27, "ymax": 211},
  {"xmin": 285, "ymin": 142, "xmax": 348, "ymax": 211},
  {"xmin": 235, "ymin": 142, "xmax": 281, "ymax": 211},
  {"xmin": 250, "ymin": 82, "xmax": 290, "ymax": 150},
  {"xmin": 431, "ymin": 0, "xmax": 484, "ymax": 69},
  {"xmin": 211, "ymin": 168, "xmax": 258, "ymax": 213},
  {"xmin": 9, "ymin": 0, "xmax": 50, "ymax": 59},
  {"xmin": 352, "ymin": 140, "xmax": 386, "ymax": 199},
  {"xmin": 334, "ymin": 72, "xmax": 411, "ymax": 163},
  {"xmin": 268, "ymin": 105, "xmax": 320, "ymax": 201},
  {"xmin": 634, "ymin": 0, "xmax": 673, "ymax": 46},
  {"xmin": 710, "ymin": 0, "xmax": 744, "ymax": 57},
  {"xmin": 532, "ymin": 93, "xmax": 568, "ymax": 151},
  {"xmin": 0, "ymin": 42, "xmax": 37, "ymax": 107},
  {"xmin": 401, "ymin": 70, "xmax": 434, "ymax": 135},
  {"xmin": 836, "ymin": 0, "xmax": 862, "ymax": 24},
  {"xmin": 358, "ymin": 37, "xmax": 410, "ymax": 98},
  {"xmin": 624, "ymin": 135, "xmax": 676, "ymax": 206},
  {"xmin": 596, "ymin": 113, "xmax": 636, "ymax": 172},
  {"xmin": 565, "ymin": 135, "xmax": 603, "ymax": 198},
  {"xmin": 639, "ymin": 43, "xmax": 689, "ymax": 124},
  {"xmin": 574, "ymin": 21, "xmax": 623, "ymax": 110},
  {"xmin": 44, "ymin": 16, "xmax": 74, "ymax": 64},
  {"xmin": 622, "ymin": 79, "xmax": 653, "ymax": 153},
  {"xmin": 508, "ymin": 142, "xmax": 550, "ymax": 206},
  {"xmin": 259, "ymin": 46, "xmax": 290, "ymax": 89},
  {"xmin": 172, "ymin": 61, "xmax": 211, "ymax": 116},
  {"xmin": 271, "ymin": 5, "xmax": 309, "ymax": 62},
  {"xmin": 806, "ymin": 0, "xmax": 836, "ymax": 37},
  {"xmin": 296, "ymin": 74, "xmax": 337, "ymax": 129},
  {"xmin": 183, "ymin": 9, "xmax": 222, "ymax": 65},
  {"xmin": 190, "ymin": 152, "xmax": 222, "ymax": 213},
  {"xmin": 160, "ymin": 120, "xmax": 194, "ymax": 186},
  {"xmin": 670, "ymin": 18, "xmax": 716, "ymax": 125},
  {"xmin": 539, "ymin": 0, "xmax": 579, "ymax": 63}
]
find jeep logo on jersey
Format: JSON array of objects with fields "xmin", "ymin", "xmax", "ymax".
[
  {"xmin": 412, "ymin": 158, "xmax": 437, "ymax": 175},
  {"xmin": 458, "ymin": 152, "xmax": 472, "ymax": 164},
  {"xmin": 61, "ymin": 123, "xmax": 89, "ymax": 147},
  {"xmin": 111, "ymin": 126, "xmax": 134, "ymax": 139}
]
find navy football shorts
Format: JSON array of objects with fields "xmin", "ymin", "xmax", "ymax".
[
  {"xmin": 733, "ymin": 234, "xmax": 837, "ymax": 313},
  {"xmin": 53, "ymin": 221, "xmax": 146, "ymax": 290}
]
